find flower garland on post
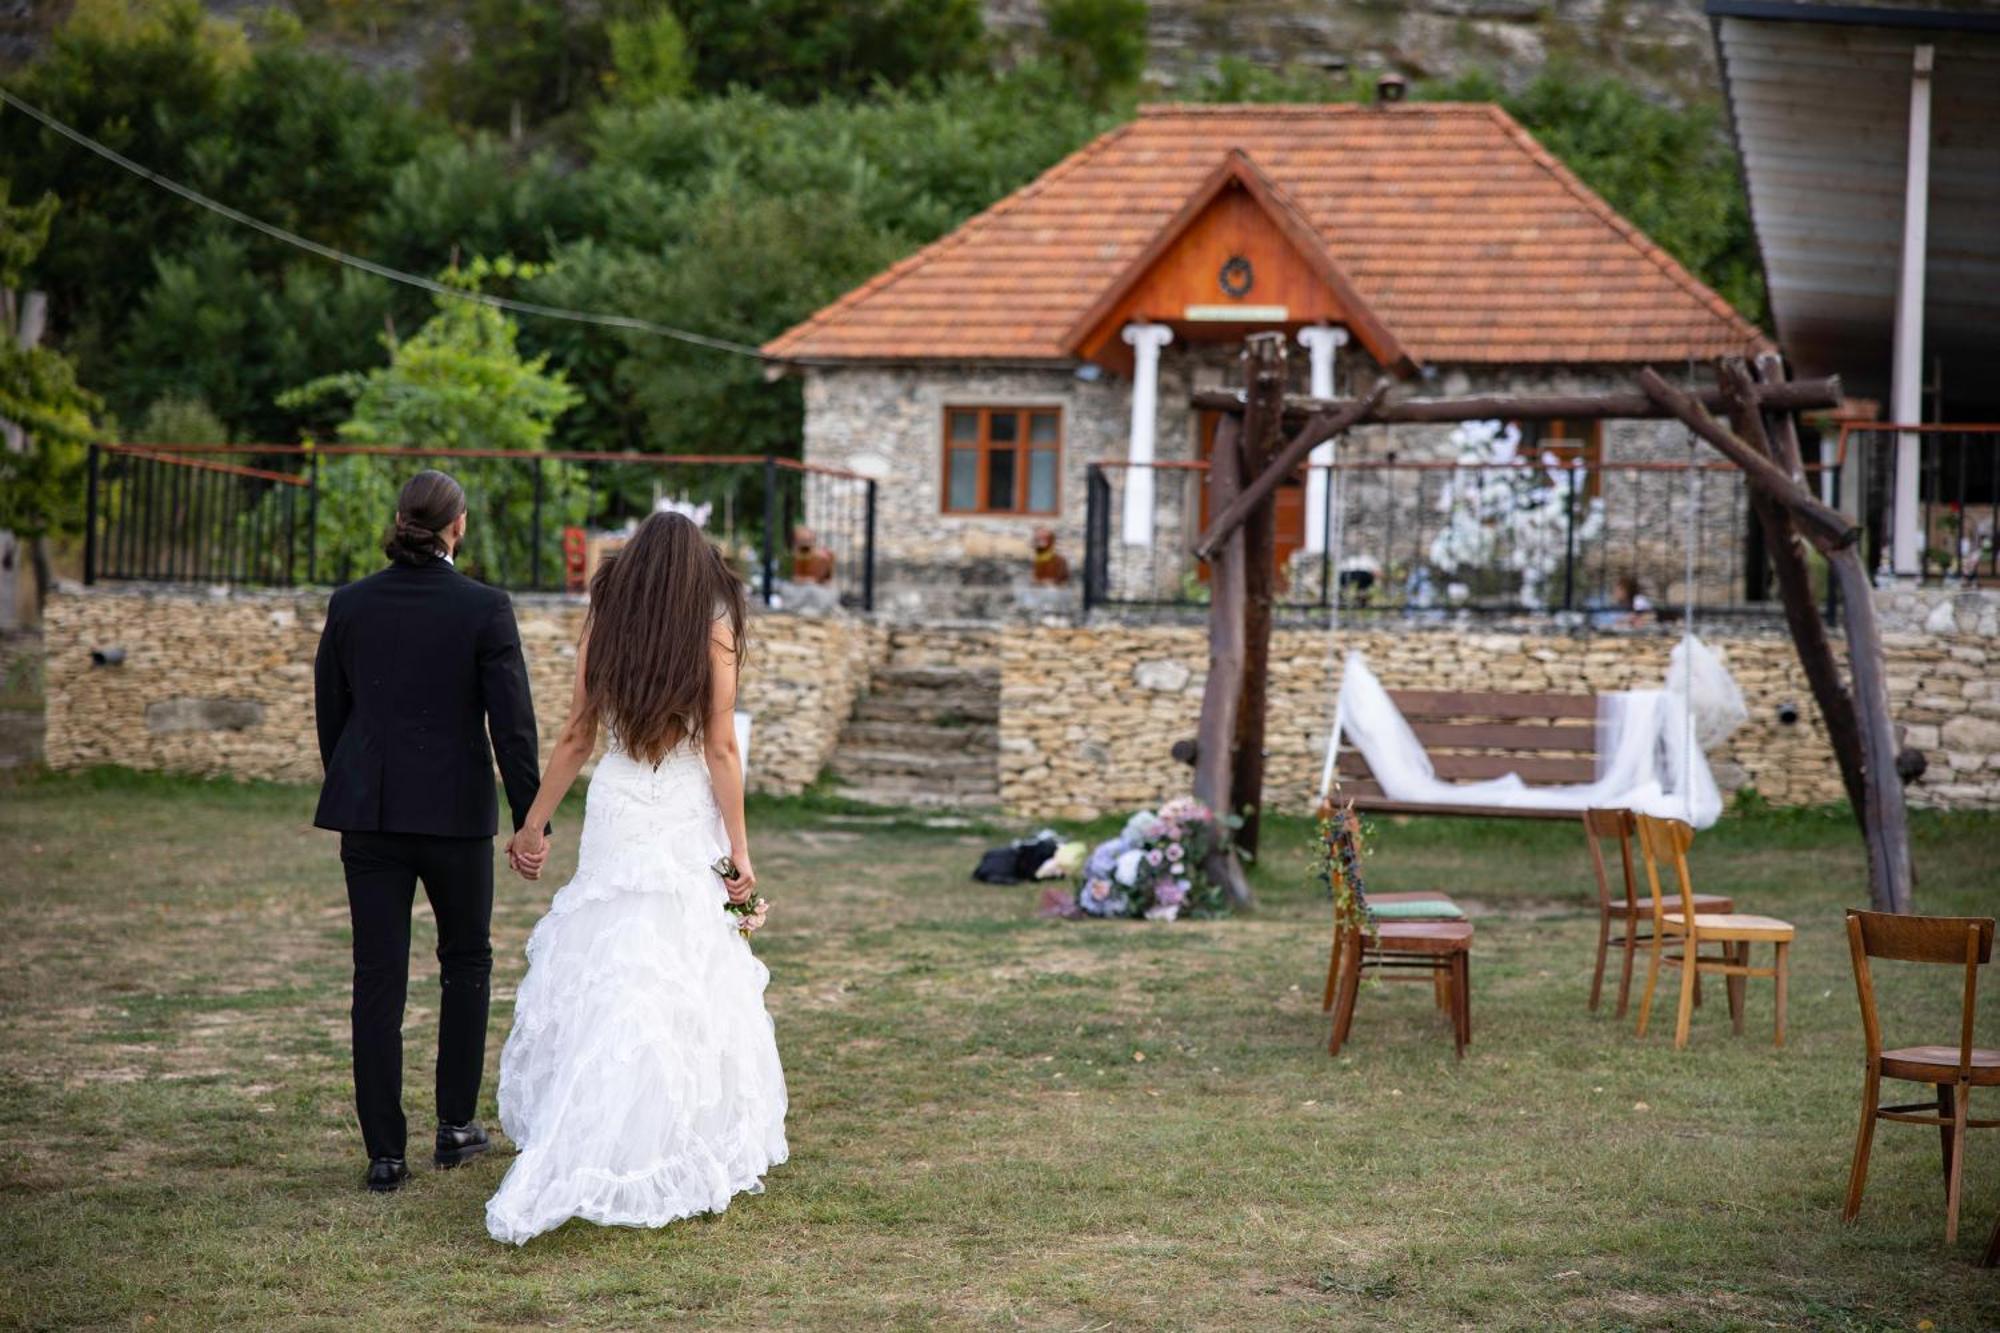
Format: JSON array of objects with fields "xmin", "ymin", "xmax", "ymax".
[{"xmin": 1311, "ymin": 795, "xmax": 1373, "ymax": 934}]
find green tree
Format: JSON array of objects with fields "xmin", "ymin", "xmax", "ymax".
[
  {"xmin": 1, "ymin": 0, "xmax": 431, "ymax": 437},
  {"xmin": 669, "ymin": 0, "xmax": 987, "ymax": 103},
  {"xmin": 0, "ymin": 185, "xmax": 102, "ymax": 604},
  {"xmin": 551, "ymin": 75, "xmax": 1116, "ymax": 460},
  {"xmin": 1041, "ymin": 0, "xmax": 1148, "ymax": 106},
  {"xmin": 605, "ymin": 9, "xmax": 695, "ymax": 105},
  {"xmin": 280, "ymin": 258, "xmax": 586, "ymax": 586}
]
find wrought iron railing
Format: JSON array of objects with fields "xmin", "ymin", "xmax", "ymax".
[
  {"xmin": 1835, "ymin": 424, "xmax": 2000, "ymax": 584},
  {"xmin": 1084, "ymin": 455, "xmax": 1808, "ymax": 621},
  {"xmin": 84, "ymin": 443, "xmax": 878, "ymax": 611}
]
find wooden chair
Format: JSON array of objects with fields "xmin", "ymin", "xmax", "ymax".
[
  {"xmin": 1583, "ymin": 808, "xmax": 1732, "ymax": 1016},
  {"xmin": 1321, "ymin": 891, "xmax": 1459, "ymax": 1020},
  {"xmin": 1632, "ymin": 814, "xmax": 1795, "ymax": 1049},
  {"xmin": 1325, "ymin": 893, "xmax": 1473, "ymax": 1060},
  {"xmin": 1842, "ymin": 909, "xmax": 1999, "ymax": 1247}
]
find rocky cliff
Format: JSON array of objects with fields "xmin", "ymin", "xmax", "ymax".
[
  {"xmin": 988, "ymin": 0, "xmax": 1719, "ymax": 101},
  {"xmin": 5, "ymin": 2, "xmax": 1722, "ymax": 103}
]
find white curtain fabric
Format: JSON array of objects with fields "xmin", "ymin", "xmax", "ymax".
[{"xmin": 1326, "ymin": 636, "xmax": 1746, "ymax": 829}]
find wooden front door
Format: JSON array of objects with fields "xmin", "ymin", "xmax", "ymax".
[{"xmin": 1197, "ymin": 410, "xmax": 1306, "ymax": 578}]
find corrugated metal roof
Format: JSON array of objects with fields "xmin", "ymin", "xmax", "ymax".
[{"xmin": 1711, "ymin": 8, "xmax": 2000, "ymax": 412}]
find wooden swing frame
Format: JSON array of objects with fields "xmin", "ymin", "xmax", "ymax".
[{"xmin": 1188, "ymin": 334, "xmax": 1912, "ymax": 915}]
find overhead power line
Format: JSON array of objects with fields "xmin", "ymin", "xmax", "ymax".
[{"xmin": 0, "ymin": 86, "xmax": 767, "ymax": 360}]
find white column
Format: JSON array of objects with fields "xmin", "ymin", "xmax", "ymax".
[
  {"xmin": 1298, "ymin": 325, "xmax": 1349, "ymax": 553},
  {"xmin": 1890, "ymin": 43, "xmax": 1934, "ymax": 576},
  {"xmin": 1121, "ymin": 321, "xmax": 1173, "ymax": 547}
]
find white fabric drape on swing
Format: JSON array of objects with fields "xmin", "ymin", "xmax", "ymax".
[{"xmin": 1328, "ymin": 636, "xmax": 1747, "ymax": 829}]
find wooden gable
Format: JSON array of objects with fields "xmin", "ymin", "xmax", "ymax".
[{"xmin": 1066, "ymin": 149, "xmax": 1411, "ymax": 378}]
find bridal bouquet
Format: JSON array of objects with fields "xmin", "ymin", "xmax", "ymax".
[
  {"xmin": 713, "ymin": 856, "xmax": 769, "ymax": 937},
  {"xmin": 1043, "ymin": 796, "xmax": 1234, "ymax": 922}
]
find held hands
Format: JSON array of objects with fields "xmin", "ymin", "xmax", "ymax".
[{"xmin": 508, "ymin": 826, "xmax": 549, "ymax": 881}]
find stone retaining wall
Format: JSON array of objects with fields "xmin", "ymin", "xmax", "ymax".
[
  {"xmin": 41, "ymin": 586, "xmax": 877, "ymax": 796},
  {"xmin": 995, "ymin": 611, "xmax": 2000, "ymax": 820},
  {"xmin": 38, "ymin": 585, "xmax": 2000, "ymax": 819}
]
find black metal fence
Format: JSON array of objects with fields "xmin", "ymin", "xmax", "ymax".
[
  {"xmin": 84, "ymin": 444, "xmax": 878, "ymax": 611},
  {"xmin": 1838, "ymin": 424, "xmax": 2000, "ymax": 583},
  {"xmin": 1084, "ymin": 456, "xmax": 1804, "ymax": 621}
]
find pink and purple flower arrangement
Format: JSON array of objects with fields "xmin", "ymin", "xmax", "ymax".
[{"xmin": 1046, "ymin": 796, "xmax": 1235, "ymax": 921}]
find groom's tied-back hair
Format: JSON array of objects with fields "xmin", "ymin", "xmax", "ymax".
[
  {"xmin": 582, "ymin": 511, "xmax": 747, "ymax": 765},
  {"xmin": 385, "ymin": 469, "xmax": 468, "ymax": 565}
]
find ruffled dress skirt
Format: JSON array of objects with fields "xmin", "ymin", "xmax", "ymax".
[{"xmin": 485, "ymin": 745, "xmax": 787, "ymax": 1246}]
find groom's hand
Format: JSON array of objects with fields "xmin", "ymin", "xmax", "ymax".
[{"xmin": 508, "ymin": 827, "xmax": 549, "ymax": 881}]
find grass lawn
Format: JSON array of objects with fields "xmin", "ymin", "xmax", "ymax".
[{"xmin": 2, "ymin": 770, "xmax": 1998, "ymax": 1330}]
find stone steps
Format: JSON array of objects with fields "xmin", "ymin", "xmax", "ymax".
[
  {"xmin": 825, "ymin": 658, "xmax": 1001, "ymax": 810},
  {"xmin": 838, "ymin": 719, "xmax": 998, "ymax": 752},
  {"xmin": 850, "ymin": 694, "xmax": 999, "ymax": 726}
]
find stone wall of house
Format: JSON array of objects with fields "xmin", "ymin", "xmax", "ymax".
[
  {"xmin": 994, "ymin": 604, "xmax": 2000, "ymax": 819},
  {"xmin": 41, "ymin": 586, "xmax": 877, "ymax": 797}
]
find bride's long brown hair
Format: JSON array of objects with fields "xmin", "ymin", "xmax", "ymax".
[{"xmin": 582, "ymin": 511, "xmax": 746, "ymax": 764}]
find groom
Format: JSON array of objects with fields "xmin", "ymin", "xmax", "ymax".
[{"xmin": 313, "ymin": 469, "xmax": 547, "ymax": 1192}]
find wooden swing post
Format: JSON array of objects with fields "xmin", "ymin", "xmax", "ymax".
[
  {"xmin": 1638, "ymin": 364, "xmax": 1913, "ymax": 914},
  {"xmin": 1721, "ymin": 355, "xmax": 1869, "ymax": 830}
]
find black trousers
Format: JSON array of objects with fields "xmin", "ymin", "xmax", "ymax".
[{"xmin": 340, "ymin": 831, "xmax": 494, "ymax": 1161}]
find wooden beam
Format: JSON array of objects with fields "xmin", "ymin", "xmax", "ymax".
[
  {"xmin": 1635, "ymin": 369, "xmax": 1859, "ymax": 551},
  {"xmin": 1189, "ymin": 377, "xmax": 1842, "ymax": 426},
  {"xmin": 1193, "ymin": 382, "xmax": 1386, "ymax": 561},
  {"xmin": 1826, "ymin": 542, "xmax": 1915, "ymax": 913},
  {"xmin": 1723, "ymin": 356, "xmax": 1868, "ymax": 833},
  {"xmin": 1230, "ymin": 333, "xmax": 1288, "ymax": 859},
  {"xmin": 1191, "ymin": 410, "xmax": 1254, "ymax": 910},
  {"xmin": 1672, "ymin": 358, "xmax": 1908, "ymax": 913}
]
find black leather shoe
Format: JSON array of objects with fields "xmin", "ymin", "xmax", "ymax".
[
  {"xmin": 366, "ymin": 1157, "xmax": 409, "ymax": 1192},
  {"xmin": 434, "ymin": 1120, "xmax": 491, "ymax": 1169}
]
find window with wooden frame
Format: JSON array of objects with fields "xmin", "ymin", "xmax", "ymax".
[
  {"xmin": 1517, "ymin": 417, "xmax": 1604, "ymax": 497},
  {"xmin": 942, "ymin": 406, "xmax": 1062, "ymax": 516}
]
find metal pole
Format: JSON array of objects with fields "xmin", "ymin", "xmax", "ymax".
[
  {"xmin": 1318, "ymin": 459, "xmax": 1333, "ymax": 608},
  {"xmin": 306, "ymin": 452, "xmax": 319, "ymax": 585},
  {"xmin": 1562, "ymin": 460, "xmax": 1578, "ymax": 612},
  {"xmin": 283, "ymin": 479, "xmax": 297, "ymax": 587},
  {"xmin": 761, "ymin": 454, "xmax": 777, "ymax": 607},
  {"xmin": 862, "ymin": 478, "xmax": 877, "ymax": 613},
  {"xmin": 1889, "ymin": 43, "xmax": 1934, "ymax": 576},
  {"xmin": 84, "ymin": 444, "xmax": 99, "ymax": 586},
  {"xmin": 531, "ymin": 455, "xmax": 545, "ymax": 592}
]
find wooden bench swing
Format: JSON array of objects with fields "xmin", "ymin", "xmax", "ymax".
[{"xmin": 1334, "ymin": 687, "xmax": 1600, "ymax": 821}]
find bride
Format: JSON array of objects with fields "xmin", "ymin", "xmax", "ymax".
[{"xmin": 485, "ymin": 511, "xmax": 787, "ymax": 1246}]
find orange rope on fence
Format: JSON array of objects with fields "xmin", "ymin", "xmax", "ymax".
[
  {"xmin": 105, "ymin": 442, "xmax": 875, "ymax": 483},
  {"xmin": 102, "ymin": 445, "xmax": 310, "ymax": 487}
]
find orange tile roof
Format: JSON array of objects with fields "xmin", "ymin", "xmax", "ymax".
[{"xmin": 763, "ymin": 103, "xmax": 1767, "ymax": 368}]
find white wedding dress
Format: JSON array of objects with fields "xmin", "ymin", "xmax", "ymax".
[{"xmin": 485, "ymin": 740, "xmax": 788, "ymax": 1246}]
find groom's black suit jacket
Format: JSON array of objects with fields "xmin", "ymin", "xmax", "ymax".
[{"xmin": 313, "ymin": 558, "xmax": 541, "ymax": 838}]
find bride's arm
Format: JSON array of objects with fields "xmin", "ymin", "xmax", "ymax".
[
  {"xmin": 701, "ymin": 625, "xmax": 754, "ymax": 903},
  {"xmin": 507, "ymin": 631, "xmax": 598, "ymax": 880}
]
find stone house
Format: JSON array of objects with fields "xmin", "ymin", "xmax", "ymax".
[{"xmin": 763, "ymin": 101, "xmax": 1770, "ymax": 618}]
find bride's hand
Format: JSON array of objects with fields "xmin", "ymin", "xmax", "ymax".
[
  {"xmin": 509, "ymin": 827, "xmax": 549, "ymax": 881},
  {"xmin": 726, "ymin": 849, "xmax": 756, "ymax": 903}
]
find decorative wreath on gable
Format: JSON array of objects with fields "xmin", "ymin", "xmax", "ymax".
[{"xmin": 1218, "ymin": 255, "xmax": 1254, "ymax": 299}]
